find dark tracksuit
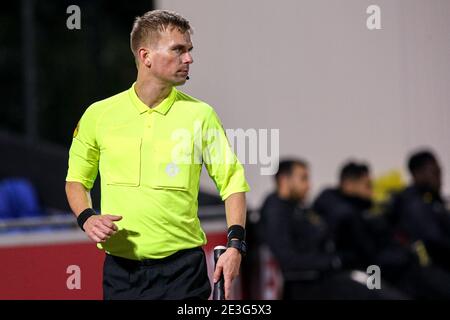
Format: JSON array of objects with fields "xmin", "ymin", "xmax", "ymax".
[
  {"xmin": 260, "ymin": 192, "xmax": 403, "ymax": 299},
  {"xmin": 313, "ymin": 188, "xmax": 412, "ymax": 275},
  {"xmin": 314, "ymin": 187, "xmax": 450, "ymax": 299},
  {"xmin": 391, "ymin": 185, "xmax": 450, "ymax": 271}
]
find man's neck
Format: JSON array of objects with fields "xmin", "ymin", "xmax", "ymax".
[
  {"xmin": 277, "ymin": 189, "xmax": 299, "ymax": 203},
  {"xmin": 135, "ymin": 75, "xmax": 173, "ymax": 109},
  {"xmin": 277, "ymin": 188, "xmax": 290, "ymax": 200}
]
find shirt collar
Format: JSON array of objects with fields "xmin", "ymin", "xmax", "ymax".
[{"xmin": 128, "ymin": 82, "xmax": 177, "ymax": 115}]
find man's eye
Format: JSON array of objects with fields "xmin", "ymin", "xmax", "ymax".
[{"xmin": 173, "ymin": 48, "xmax": 182, "ymax": 53}]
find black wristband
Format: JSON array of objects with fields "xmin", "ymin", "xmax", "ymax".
[
  {"xmin": 227, "ymin": 225, "xmax": 246, "ymax": 242},
  {"xmin": 227, "ymin": 239, "xmax": 247, "ymax": 257},
  {"xmin": 77, "ymin": 208, "xmax": 97, "ymax": 231}
]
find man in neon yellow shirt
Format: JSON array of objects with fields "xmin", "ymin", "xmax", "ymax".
[{"xmin": 65, "ymin": 10, "xmax": 250, "ymax": 300}]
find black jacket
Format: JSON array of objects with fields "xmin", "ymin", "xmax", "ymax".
[
  {"xmin": 313, "ymin": 188, "xmax": 415, "ymax": 278},
  {"xmin": 391, "ymin": 185, "xmax": 450, "ymax": 270},
  {"xmin": 259, "ymin": 192, "xmax": 340, "ymax": 279}
]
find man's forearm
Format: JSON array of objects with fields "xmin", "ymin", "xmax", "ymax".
[
  {"xmin": 65, "ymin": 181, "xmax": 93, "ymax": 217},
  {"xmin": 224, "ymin": 192, "xmax": 247, "ymax": 228}
]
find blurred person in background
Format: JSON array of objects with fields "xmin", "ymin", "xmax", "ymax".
[
  {"xmin": 390, "ymin": 151, "xmax": 450, "ymax": 273},
  {"xmin": 314, "ymin": 160, "xmax": 450, "ymax": 299},
  {"xmin": 259, "ymin": 159, "xmax": 405, "ymax": 299},
  {"xmin": 313, "ymin": 162, "xmax": 386, "ymax": 269}
]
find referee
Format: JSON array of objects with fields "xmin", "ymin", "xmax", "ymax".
[{"xmin": 65, "ymin": 10, "xmax": 250, "ymax": 300}]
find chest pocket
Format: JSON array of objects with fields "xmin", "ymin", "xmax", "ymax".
[
  {"xmin": 102, "ymin": 136, "xmax": 142, "ymax": 187},
  {"xmin": 151, "ymin": 139, "xmax": 193, "ymax": 191}
]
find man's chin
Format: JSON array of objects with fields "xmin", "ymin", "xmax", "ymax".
[{"xmin": 172, "ymin": 78, "xmax": 187, "ymax": 86}]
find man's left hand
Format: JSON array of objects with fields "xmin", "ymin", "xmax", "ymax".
[{"xmin": 213, "ymin": 247, "xmax": 242, "ymax": 300}]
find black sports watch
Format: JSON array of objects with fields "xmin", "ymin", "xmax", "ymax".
[{"xmin": 227, "ymin": 239, "xmax": 247, "ymax": 257}]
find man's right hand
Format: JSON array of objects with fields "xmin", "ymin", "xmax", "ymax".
[{"xmin": 83, "ymin": 214, "xmax": 122, "ymax": 243}]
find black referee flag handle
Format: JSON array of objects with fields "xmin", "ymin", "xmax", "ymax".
[{"xmin": 213, "ymin": 245, "xmax": 227, "ymax": 300}]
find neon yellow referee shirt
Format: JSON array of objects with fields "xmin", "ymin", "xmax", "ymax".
[{"xmin": 66, "ymin": 83, "xmax": 250, "ymax": 260}]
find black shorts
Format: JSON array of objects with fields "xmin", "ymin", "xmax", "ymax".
[{"xmin": 103, "ymin": 247, "xmax": 211, "ymax": 300}]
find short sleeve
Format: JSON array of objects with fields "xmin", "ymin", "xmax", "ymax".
[
  {"xmin": 202, "ymin": 108, "xmax": 250, "ymax": 201},
  {"xmin": 65, "ymin": 105, "xmax": 100, "ymax": 190}
]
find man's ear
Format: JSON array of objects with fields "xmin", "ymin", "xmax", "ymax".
[
  {"xmin": 279, "ymin": 174, "xmax": 290, "ymax": 188},
  {"xmin": 340, "ymin": 180, "xmax": 351, "ymax": 193},
  {"xmin": 138, "ymin": 48, "xmax": 151, "ymax": 67}
]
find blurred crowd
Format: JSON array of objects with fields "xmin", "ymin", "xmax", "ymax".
[{"xmin": 257, "ymin": 150, "xmax": 450, "ymax": 299}]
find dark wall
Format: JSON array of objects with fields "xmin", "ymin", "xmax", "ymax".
[{"xmin": 1, "ymin": 0, "xmax": 154, "ymax": 147}]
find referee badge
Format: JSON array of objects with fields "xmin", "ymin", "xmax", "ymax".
[{"xmin": 165, "ymin": 163, "xmax": 180, "ymax": 177}]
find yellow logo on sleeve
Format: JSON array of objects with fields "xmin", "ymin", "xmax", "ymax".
[{"xmin": 73, "ymin": 121, "xmax": 80, "ymax": 138}]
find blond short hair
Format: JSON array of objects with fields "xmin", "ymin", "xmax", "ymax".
[{"xmin": 130, "ymin": 10, "xmax": 192, "ymax": 63}]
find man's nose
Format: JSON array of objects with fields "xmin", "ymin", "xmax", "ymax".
[{"xmin": 183, "ymin": 52, "xmax": 193, "ymax": 64}]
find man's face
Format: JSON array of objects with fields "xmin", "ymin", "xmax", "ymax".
[
  {"xmin": 147, "ymin": 27, "xmax": 193, "ymax": 86},
  {"xmin": 343, "ymin": 174, "xmax": 373, "ymax": 200},
  {"xmin": 287, "ymin": 165, "xmax": 310, "ymax": 202},
  {"xmin": 416, "ymin": 160, "xmax": 442, "ymax": 194}
]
